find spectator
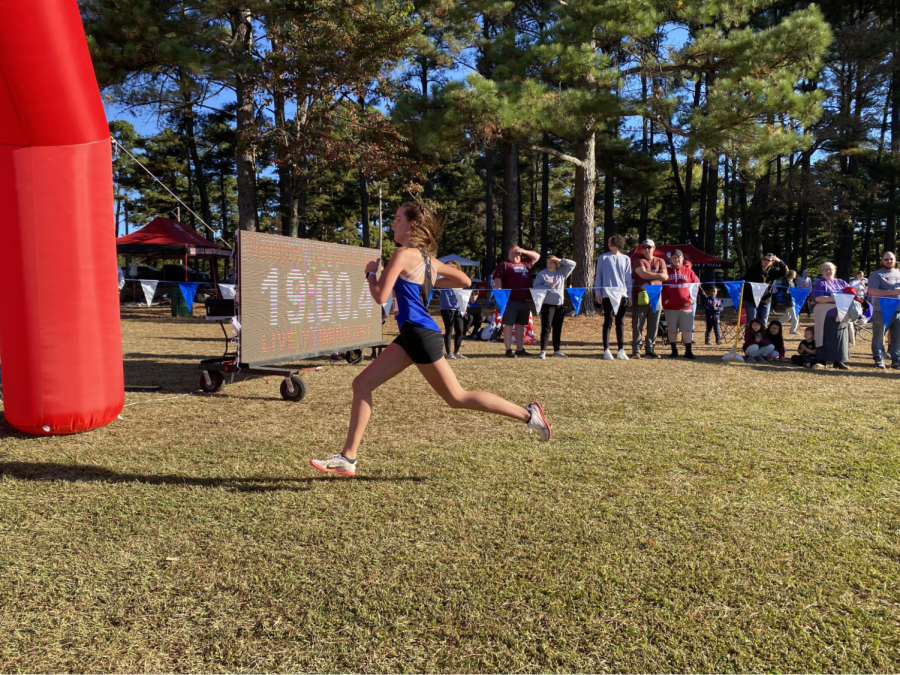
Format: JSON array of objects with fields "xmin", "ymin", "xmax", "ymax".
[
  {"xmin": 791, "ymin": 326, "xmax": 821, "ymax": 368},
  {"xmin": 812, "ymin": 262, "xmax": 851, "ymax": 370},
  {"xmin": 594, "ymin": 234, "xmax": 632, "ymax": 360},
  {"xmin": 117, "ymin": 265, "xmax": 125, "ymax": 292},
  {"xmin": 439, "ymin": 261, "xmax": 467, "ymax": 360},
  {"xmin": 797, "ymin": 269, "xmax": 813, "ymax": 317},
  {"xmin": 661, "ymin": 249, "xmax": 699, "ymax": 359},
  {"xmin": 743, "ymin": 253, "xmax": 787, "ymax": 326},
  {"xmin": 867, "ymin": 251, "xmax": 900, "ymax": 370},
  {"xmin": 778, "ymin": 270, "xmax": 800, "ymax": 334},
  {"xmin": 766, "ymin": 320, "xmax": 786, "ymax": 361},
  {"xmin": 630, "ymin": 239, "xmax": 668, "ymax": 359},
  {"xmin": 493, "ymin": 245, "xmax": 540, "ymax": 358},
  {"xmin": 702, "ymin": 285, "xmax": 723, "ymax": 345},
  {"xmin": 742, "ymin": 319, "xmax": 775, "ymax": 362},
  {"xmin": 533, "ymin": 255, "xmax": 576, "ymax": 359},
  {"xmin": 849, "ymin": 270, "xmax": 868, "ymax": 295},
  {"xmin": 463, "ymin": 287, "xmax": 483, "ymax": 339}
]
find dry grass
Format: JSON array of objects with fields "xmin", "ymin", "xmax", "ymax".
[{"xmin": 0, "ymin": 306, "xmax": 898, "ymax": 672}]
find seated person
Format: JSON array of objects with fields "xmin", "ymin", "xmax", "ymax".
[
  {"xmin": 742, "ymin": 319, "xmax": 776, "ymax": 362},
  {"xmin": 791, "ymin": 327, "xmax": 821, "ymax": 368},
  {"xmin": 766, "ymin": 320, "xmax": 786, "ymax": 362}
]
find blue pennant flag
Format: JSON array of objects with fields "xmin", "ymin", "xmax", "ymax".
[
  {"xmin": 643, "ymin": 284, "xmax": 662, "ymax": 311},
  {"xmin": 178, "ymin": 282, "xmax": 200, "ymax": 309},
  {"xmin": 492, "ymin": 288, "xmax": 511, "ymax": 316},
  {"xmin": 427, "ymin": 290, "xmax": 435, "ymax": 306},
  {"xmin": 791, "ymin": 288, "xmax": 811, "ymax": 316},
  {"xmin": 877, "ymin": 296, "xmax": 900, "ymax": 320},
  {"xmin": 723, "ymin": 281, "xmax": 745, "ymax": 310},
  {"xmin": 567, "ymin": 287, "xmax": 586, "ymax": 316}
]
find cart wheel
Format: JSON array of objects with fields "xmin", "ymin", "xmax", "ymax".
[
  {"xmin": 200, "ymin": 370, "xmax": 225, "ymax": 393},
  {"xmin": 345, "ymin": 349, "xmax": 363, "ymax": 365},
  {"xmin": 280, "ymin": 375, "xmax": 307, "ymax": 402}
]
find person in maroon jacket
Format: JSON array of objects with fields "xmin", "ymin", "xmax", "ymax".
[
  {"xmin": 492, "ymin": 246, "xmax": 540, "ymax": 357},
  {"xmin": 661, "ymin": 250, "xmax": 700, "ymax": 359}
]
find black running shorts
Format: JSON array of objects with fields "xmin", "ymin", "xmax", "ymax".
[{"xmin": 393, "ymin": 322, "xmax": 445, "ymax": 364}]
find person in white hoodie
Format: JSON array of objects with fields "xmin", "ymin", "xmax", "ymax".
[
  {"xmin": 532, "ymin": 256, "xmax": 576, "ymax": 359},
  {"xmin": 594, "ymin": 234, "xmax": 632, "ymax": 360}
]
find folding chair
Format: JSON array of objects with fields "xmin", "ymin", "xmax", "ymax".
[{"xmin": 720, "ymin": 306, "xmax": 747, "ymax": 344}]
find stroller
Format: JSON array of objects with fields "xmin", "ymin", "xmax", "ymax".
[{"xmin": 656, "ymin": 312, "xmax": 670, "ymax": 346}]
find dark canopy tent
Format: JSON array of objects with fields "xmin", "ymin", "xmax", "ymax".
[
  {"xmin": 115, "ymin": 217, "xmax": 230, "ymax": 259},
  {"xmin": 628, "ymin": 244, "xmax": 733, "ymax": 269}
]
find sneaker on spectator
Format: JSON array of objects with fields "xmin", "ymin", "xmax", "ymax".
[
  {"xmin": 616, "ymin": 349, "xmax": 629, "ymax": 360},
  {"xmin": 454, "ymin": 353, "xmax": 467, "ymax": 360},
  {"xmin": 875, "ymin": 362, "xmax": 886, "ymax": 370},
  {"xmin": 603, "ymin": 349, "xmax": 614, "ymax": 360},
  {"xmin": 552, "ymin": 351, "xmax": 567, "ymax": 358},
  {"xmin": 506, "ymin": 349, "xmax": 516, "ymax": 358},
  {"xmin": 515, "ymin": 349, "xmax": 532, "ymax": 357},
  {"xmin": 538, "ymin": 351, "xmax": 546, "ymax": 359},
  {"xmin": 445, "ymin": 353, "xmax": 456, "ymax": 360}
]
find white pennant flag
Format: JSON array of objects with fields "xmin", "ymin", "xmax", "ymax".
[
  {"xmin": 606, "ymin": 287, "xmax": 626, "ymax": 314},
  {"xmin": 749, "ymin": 282, "xmax": 768, "ymax": 307},
  {"xmin": 530, "ymin": 288, "xmax": 548, "ymax": 315},
  {"xmin": 139, "ymin": 280, "xmax": 159, "ymax": 307},
  {"xmin": 687, "ymin": 283, "xmax": 700, "ymax": 308},
  {"xmin": 833, "ymin": 292, "xmax": 854, "ymax": 322},
  {"xmin": 218, "ymin": 283, "xmax": 236, "ymax": 300},
  {"xmin": 383, "ymin": 293, "xmax": 393, "ymax": 316},
  {"xmin": 453, "ymin": 289, "xmax": 473, "ymax": 311}
]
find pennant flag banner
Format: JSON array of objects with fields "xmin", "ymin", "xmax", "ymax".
[
  {"xmin": 452, "ymin": 289, "xmax": 473, "ymax": 310},
  {"xmin": 178, "ymin": 282, "xmax": 200, "ymax": 309},
  {"xmin": 218, "ymin": 283, "xmax": 236, "ymax": 300},
  {"xmin": 427, "ymin": 290, "xmax": 435, "ymax": 306},
  {"xmin": 492, "ymin": 289, "xmax": 511, "ymax": 316},
  {"xmin": 723, "ymin": 281, "xmax": 744, "ymax": 310},
  {"xmin": 791, "ymin": 287, "xmax": 810, "ymax": 316},
  {"xmin": 606, "ymin": 287, "xmax": 626, "ymax": 314},
  {"xmin": 530, "ymin": 288, "xmax": 548, "ymax": 316},
  {"xmin": 687, "ymin": 283, "xmax": 700, "ymax": 308},
  {"xmin": 383, "ymin": 293, "xmax": 393, "ymax": 317},
  {"xmin": 644, "ymin": 284, "xmax": 662, "ymax": 312},
  {"xmin": 833, "ymin": 292, "xmax": 853, "ymax": 322},
  {"xmin": 878, "ymin": 296, "xmax": 900, "ymax": 320},
  {"xmin": 748, "ymin": 282, "xmax": 768, "ymax": 307},
  {"xmin": 139, "ymin": 280, "xmax": 159, "ymax": 307},
  {"xmin": 567, "ymin": 287, "xmax": 585, "ymax": 316}
]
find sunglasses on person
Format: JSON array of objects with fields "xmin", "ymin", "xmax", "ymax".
[{"xmin": 642, "ymin": 245, "xmax": 653, "ymax": 249}]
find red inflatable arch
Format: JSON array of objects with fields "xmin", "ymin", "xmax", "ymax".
[{"xmin": 0, "ymin": 0, "xmax": 124, "ymax": 435}]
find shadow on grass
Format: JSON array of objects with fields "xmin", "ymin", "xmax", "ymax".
[{"xmin": 0, "ymin": 461, "xmax": 425, "ymax": 492}]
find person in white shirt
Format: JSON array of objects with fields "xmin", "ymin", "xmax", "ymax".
[{"xmin": 594, "ymin": 234, "xmax": 632, "ymax": 360}]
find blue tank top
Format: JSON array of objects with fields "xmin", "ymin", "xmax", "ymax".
[{"xmin": 394, "ymin": 256, "xmax": 440, "ymax": 332}]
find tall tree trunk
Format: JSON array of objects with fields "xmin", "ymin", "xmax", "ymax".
[
  {"xmin": 572, "ymin": 130, "xmax": 596, "ymax": 314},
  {"xmin": 698, "ymin": 158, "xmax": 708, "ymax": 247},
  {"xmin": 273, "ymin": 62, "xmax": 294, "ymax": 238},
  {"xmin": 603, "ymin": 171, "xmax": 615, "ymax": 245},
  {"xmin": 721, "ymin": 159, "xmax": 729, "ymax": 260},
  {"xmin": 887, "ymin": 66, "xmax": 899, "ymax": 253},
  {"xmin": 801, "ymin": 151, "xmax": 810, "ymax": 272},
  {"xmin": 360, "ymin": 174, "xmax": 369, "ymax": 248},
  {"xmin": 862, "ymin": 85, "xmax": 892, "ymax": 272},
  {"xmin": 666, "ymin": 130, "xmax": 694, "ymax": 245},
  {"xmin": 704, "ymin": 156, "xmax": 718, "ymax": 280},
  {"xmin": 541, "ymin": 145, "xmax": 549, "ymax": 261},
  {"xmin": 115, "ymin": 196, "xmax": 121, "ymax": 238},
  {"xmin": 485, "ymin": 149, "xmax": 495, "ymax": 273},
  {"xmin": 180, "ymin": 90, "xmax": 213, "ymax": 237},
  {"xmin": 503, "ymin": 141, "xmax": 519, "ymax": 255},
  {"xmin": 639, "ymin": 74, "xmax": 649, "ymax": 243},
  {"xmin": 231, "ymin": 9, "xmax": 258, "ymax": 232}
]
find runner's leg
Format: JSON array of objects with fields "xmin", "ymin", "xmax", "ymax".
[{"xmin": 417, "ymin": 358, "xmax": 530, "ymax": 421}]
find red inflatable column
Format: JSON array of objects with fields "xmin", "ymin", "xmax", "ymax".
[{"xmin": 0, "ymin": 0, "xmax": 124, "ymax": 435}]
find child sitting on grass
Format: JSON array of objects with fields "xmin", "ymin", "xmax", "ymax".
[
  {"xmin": 791, "ymin": 327, "xmax": 821, "ymax": 369},
  {"xmin": 766, "ymin": 320, "xmax": 786, "ymax": 362},
  {"xmin": 743, "ymin": 319, "xmax": 776, "ymax": 362}
]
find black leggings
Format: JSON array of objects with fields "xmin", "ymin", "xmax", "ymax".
[
  {"xmin": 464, "ymin": 305, "xmax": 483, "ymax": 337},
  {"xmin": 441, "ymin": 309, "xmax": 464, "ymax": 354},
  {"xmin": 540, "ymin": 303, "xmax": 566, "ymax": 352},
  {"xmin": 602, "ymin": 297, "xmax": 627, "ymax": 350}
]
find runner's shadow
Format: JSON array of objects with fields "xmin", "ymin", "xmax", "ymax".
[{"xmin": 0, "ymin": 462, "xmax": 425, "ymax": 492}]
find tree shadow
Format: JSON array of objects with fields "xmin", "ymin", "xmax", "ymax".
[{"xmin": 0, "ymin": 461, "xmax": 425, "ymax": 492}]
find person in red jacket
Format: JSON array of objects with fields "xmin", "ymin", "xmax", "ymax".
[{"xmin": 661, "ymin": 250, "xmax": 700, "ymax": 359}]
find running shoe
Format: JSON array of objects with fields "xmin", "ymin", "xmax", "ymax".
[
  {"xmin": 515, "ymin": 349, "xmax": 532, "ymax": 357},
  {"xmin": 525, "ymin": 402, "xmax": 551, "ymax": 441},
  {"xmin": 875, "ymin": 362, "xmax": 886, "ymax": 370},
  {"xmin": 506, "ymin": 349, "xmax": 516, "ymax": 358},
  {"xmin": 552, "ymin": 351, "xmax": 567, "ymax": 358},
  {"xmin": 454, "ymin": 353, "xmax": 467, "ymax": 359},
  {"xmin": 603, "ymin": 349, "xmax": 614, "ymax": 360},
  {"xmin": 446, "ymin": 353, "xmax": 456, "ymax": 360},
  {"xmin": 538, "ymin": 351, "xmax": 546, "ymax": 359},
  {"xmin": 631, "ymin": 352, "xmax": 642, "ymax": 359},
  {"xmin": 310, "ymin": 453, "xmax": 357, "ymax": 476},
  {"xmin": 616, "ymin": 349, "xmax": 629, "ymax": 360}
]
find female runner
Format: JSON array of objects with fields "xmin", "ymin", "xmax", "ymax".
[{"xmin": 311, "ymin": 202, "xmax": 551, "ymax": 476}]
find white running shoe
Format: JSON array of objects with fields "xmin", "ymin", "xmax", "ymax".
[
  {"xmin": 454, "ymin": 353, "xmax": 467, "ymax": 359},
  {"xmin": 445, "ymin": 353, "xmax": 456, "ymax": 360},
  {"xmin": 525, "ymin": 402, "xmax": 551, "ymax": 441},
  {"xmin": 552, "ymin": 351, "xmax": 567, "ymax": 358},
  {"xmin": 310, "ymin": 453, "xmax": 357, "ymax": 476},
  {"xmin": 603, "ymin": 349, "xmax": 614, "ymax": 360},
  {"xmin": 616, "ymin": 349, "xmax": 629, "ymax": 361},
  {"xmin": 538, "ymin": 351, "xmax": 546, "ymax": 359}
]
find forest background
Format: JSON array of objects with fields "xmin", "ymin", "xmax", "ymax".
[{"xmin": 85, "ymin": 0, "xmax": 900, "ymax": 295}]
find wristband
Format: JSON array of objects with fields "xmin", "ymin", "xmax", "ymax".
[{"xmin": 366, "ymin": 271, "xmax": 376, "ymax": 280}]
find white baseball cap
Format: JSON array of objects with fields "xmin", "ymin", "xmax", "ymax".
[{"xmin": 641, "ymin": 239, "xmax": 655, "ymax": 247}]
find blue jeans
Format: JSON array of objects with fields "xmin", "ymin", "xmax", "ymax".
[
  {"xmin": 872, "ymin": 311, "xmax": 900, "ymax": 365},
  {"xmin": 745, "ymin": 302, "xmax": 771, "ymax": 328}
]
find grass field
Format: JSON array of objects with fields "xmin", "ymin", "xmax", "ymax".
[{"xmin": 1, "ymin": 306, "xmax": 899, "ymax": 672}]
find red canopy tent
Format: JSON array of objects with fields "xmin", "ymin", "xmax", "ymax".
[
  {"xmin": 628, "ymin": 243, "xmax": 732, "ymax": 269},
  {"xmin": 115, "ymin": 217, "xmax": 230, "ymax": 258}
]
